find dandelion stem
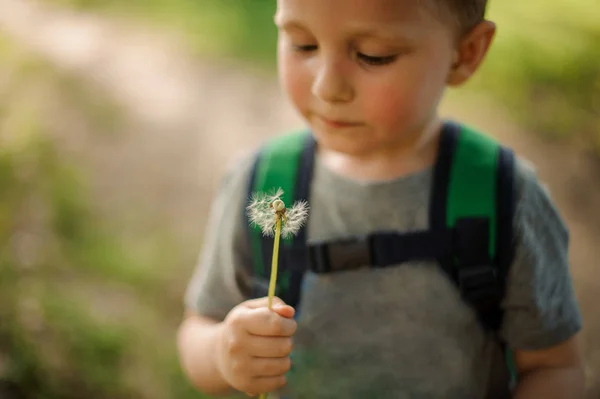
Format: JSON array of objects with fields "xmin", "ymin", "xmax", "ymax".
[
  {"xmin": 247, "ymin": 190, "xmax": 308, "ymax": 399},
  {"xmin": 259, "ymin": 216, "xmax": 282, "ymax": 399},
  {"xmin": 268, "ymin": 216, "xmax": 282, "ymax": 310}
]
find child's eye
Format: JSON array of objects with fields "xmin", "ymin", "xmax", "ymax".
[
  {"xmin": 357, "ymin": 53, "xmax": 398, "ymax": 66},
  {"xmin": 292, "ymin": 44, "xmax": 318, "ymax": 53}
]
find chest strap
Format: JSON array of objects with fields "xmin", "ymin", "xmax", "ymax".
[{"xmin": 305, "ymin": 216, "xmax": 503, "ymax": 330}]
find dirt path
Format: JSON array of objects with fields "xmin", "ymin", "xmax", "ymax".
[{"xmin": 2, "ymin": 0, "xmax": 599, "ymax": 396}]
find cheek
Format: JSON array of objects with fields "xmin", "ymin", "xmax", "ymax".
[
  {"xmin": 360, "ymin": 67, "xmax": 447, "ymax": 130},
  {"xmin": 278, "ymin": 51, "xmax": 312, "ymax": 115},
  {"xmin": 360, "ymin": 81, "xmax": 415, "ymax": 129}
]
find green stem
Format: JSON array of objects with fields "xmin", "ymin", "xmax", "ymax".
[
  {"xmin": 259, "ymin": 216, "xmax": 282, "ymax": 399},
  {"xmin": 267, "ymin": 216, "xmax": 282, "ymax": 309}
]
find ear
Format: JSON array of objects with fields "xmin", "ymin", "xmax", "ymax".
[{"xmin": 447, "ymin": 21, "xmax": 496, "ymax": 86}]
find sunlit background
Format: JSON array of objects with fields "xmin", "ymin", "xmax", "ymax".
[{"xmin": 0, "ymin": 0, "xmax": 598, "ymax": 398}]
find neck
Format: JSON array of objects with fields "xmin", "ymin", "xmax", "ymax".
[{"xmin": 319, "ymin": 118, "xmax": 443, "ymax": 182}]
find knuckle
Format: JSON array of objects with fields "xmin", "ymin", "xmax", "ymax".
[
  {"xmin": 230, "ymin": 358, "xmax": 244, "ymax": 374},
  {"xmin": 281, "ymin": 338, "xmax": 293, "ymax": 355},
  {"xmin": 257, "ymin": 360, "xmax": 272, "ymax": 376},
  {"xmin": 227, "ymin": 335, "xmax": 243, "ymax": 354},
  {"xmin": 275, "ymin": 375, "xmax": 288, "ymax": 389},
  {"xmin": 282, "ymin": 357, "xmax": 292, "ymax": 373},
  {"xmin": 226, "ymin": 311, "xmax": 243, "ymax": 331},
  {"xmin": 237, "ymin": 378, "xmax": 253, "ymax": 394},
  {"xmin": 233, "ymin": 368, "xmax": 255, "ymax": 393},
  {"xmin": 289, "ymin": 320, "xmax": 298, "ymax": 335},
  {"xmin": 257, "ymin": 358, "xmax": 291, "ymax": 377},
  {"xmin": 269, "ymin": 314, "xmax": 282, "ymax": 334}
]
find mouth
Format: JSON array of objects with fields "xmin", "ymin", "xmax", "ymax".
[{"xmin": 317, "ymin": 115, "xmax": 363, "ymax": 129}]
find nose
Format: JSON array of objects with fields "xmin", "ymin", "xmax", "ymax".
[{"xmin": 311, "ymin": 56, "xmax": 354, "ymax": 104}]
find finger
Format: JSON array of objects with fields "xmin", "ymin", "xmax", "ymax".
[
  {"xmin": 249, "ymin": 356, "xmax": 292, "ymax": 378},
  {"xmin": 272, "ymin": 303, "xmax": 295, "ymax": 319},
  {"xmin": 246, "ymin": 336, "xmax": 293, "ymax": 358},
  {"xmin": 243, "ymin": 296, "xmax": 285, "ymax": 309},
  {"xmin": 245, "ymin": 375, "xmax": 288, "ymax": 396},
  {"xmin": 242, "ymin": 297, "xmax": 295, "ymax": 320},
  {"xmin": 244, "ymin": 308, "xmax": 297, "ymax": 337}
]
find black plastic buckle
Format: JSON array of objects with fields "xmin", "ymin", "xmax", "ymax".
[
  {"xmin": 458, "ymin": 264, "xmax": 504, "ymax": 313},
  {"xmin": 308, "ymin": 236, "xmax": 371, "ymax": 274},
  {"xmin": 458, "ymin": 265, "xmax": 498, "ymax": 293},
  {"xmin": 457, "ymin": 264, "xmax": 504, "ymax": 330}
]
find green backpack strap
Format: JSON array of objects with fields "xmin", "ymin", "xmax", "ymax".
[
  {"xmin": 245, "ymin": 129, "xmax": 316, "ymax": 308},
  {"xmin": 431, "ymin": 121, "xmax": 517, "ymax": 385}
]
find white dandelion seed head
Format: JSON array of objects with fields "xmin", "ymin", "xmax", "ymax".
[
  {"xmin": 246, "ymin": 188, "xmax": 310, "ymax": 238},
  {"xmin": 246, "ymin": 188, "xmax": 284, "ymax": 237},
  {"xmin": 266, "ymin": 187, "xmax": 284, "ymax": 203},
  {"xmin": 247, "ymin": 199, "xmax": 276, "ymax": 237},
  {"xmin": 281, "ymin": 200, "xmax": 310, "ymax": 239},
  {"xmin": 248, "ymin": 187, "xmax": 283, "ymax": 210}
]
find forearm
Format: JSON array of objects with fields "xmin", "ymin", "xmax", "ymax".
[
  {"xmin": 513, "ymin": 366, "xmax": 586, "ymax": 399},
  {"xmin": 177, "ymin": 313, "xmax": 233, "ymax": 396}
]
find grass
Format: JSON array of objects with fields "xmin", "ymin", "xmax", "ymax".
[{"xmin": 0, "ymin": 34, "xmax": 212, "ymax": 399}]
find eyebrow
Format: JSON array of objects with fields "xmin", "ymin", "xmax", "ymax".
[
  {"xmin": 350, "ymin": 27, "xmax": 409, "ymax": 41},
  {"xmin": 273, "ymin": 16, "xmax": 309, "ymax": 32},
  {"xmin": 274, "ymin": 17, "xmax": 411, "ymax": 41}
]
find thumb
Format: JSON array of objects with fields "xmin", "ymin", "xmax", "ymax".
[{"xmin": 243, "ymin": 296, "xmax": 285, "ymax": 309}]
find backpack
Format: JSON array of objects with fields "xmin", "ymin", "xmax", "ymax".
[{"xmin": 244, "ymin": 120, "xmax": 518, "ymax": 384}]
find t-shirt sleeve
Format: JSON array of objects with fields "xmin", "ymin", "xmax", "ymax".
[
  {"xmin": 183, "ymin": 152, "xmax": 256, "ymax": 321},
  {"xmin": 500, "ymin": 159, "xmax": 583, "ymax": 350}
]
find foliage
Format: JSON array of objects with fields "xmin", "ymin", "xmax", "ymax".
[
  {"xmin": 0, "ymin": 123, "xmax": 134, "ymax": 399},
  {"xmin": 1, "ymin": 0, "xmax": 598, "ymax": 396},
  {"xmin": 52, "ymin": 0, "xmax": 595, "ymax": 153},
  {"xmin": 474, "ymin": 0, "xmax": 600, "ymax": 152},
  {"xmin": 46, "ymin": 0, "xmax": 279, "ymax": 63},
  {"xmin": 0, "ymin": 37, "xmax": 207, "ymax": 399}
]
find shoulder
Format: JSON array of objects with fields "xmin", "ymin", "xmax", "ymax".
[
  {"xmin": 511, "ymin": 156, "xmax": 569, "ymax": 242},
  {"xmin": 500, "ymin": 156, "xmax": 582, "ymax": 350}
]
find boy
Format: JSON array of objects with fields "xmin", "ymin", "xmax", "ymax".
[{"xmin": 177, "ymin": 0, "xmax": 585, "ymax": 398}]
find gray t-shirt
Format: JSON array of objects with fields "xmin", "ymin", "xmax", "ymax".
[{"xmin": 185, "ymin": 141, "xmax": 582, "ymax": 399}]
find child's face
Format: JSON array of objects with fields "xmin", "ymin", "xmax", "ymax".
[{"xmin": 275, "ymin": 0, "xmax": 460, "ymax": 157}]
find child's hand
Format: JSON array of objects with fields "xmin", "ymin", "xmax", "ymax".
[{"xmin": 215, "ymin": 296, "xmax": 297, "ymax": 396}]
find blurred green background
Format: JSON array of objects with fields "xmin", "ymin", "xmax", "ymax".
[
  {"xmin": 46, "ymin": 0, "xmax": 599, "ymax": 151},
  {"xmin": 1, "ymin": 1, "xmax": 599, "ymax": 398}
]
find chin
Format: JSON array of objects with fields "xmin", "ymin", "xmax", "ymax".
[{"xmin": 312, "ymin": 129, "xmax": 379, "ymax": 157}]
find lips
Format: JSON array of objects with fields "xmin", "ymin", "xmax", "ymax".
[{"xmin": 318, "ymin": 115, "xmax": 362, "ymax": 129}]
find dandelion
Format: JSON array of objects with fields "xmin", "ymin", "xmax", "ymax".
[
  {"xmin": 247, "ymin": 188, "xmax": 310, "ymax": 239},
  {"xmin": 247, "ymin": 188, "xmax": 310, "ymax": 306},
  {"xmin": 246, "ymin": 188, "xmax": 309, "ymax": 399}
]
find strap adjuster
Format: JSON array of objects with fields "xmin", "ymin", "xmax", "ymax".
[
  {"xmin": 457, "ymin": 265, "xmax": 497, "ymax": 292},
  {"xmin": 457, "ymin": 264, "xmax": 503, "ymax": 310},
  {"xmin": 457, "ymin": 264, "xmax": 504, "ymax": 330}
]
